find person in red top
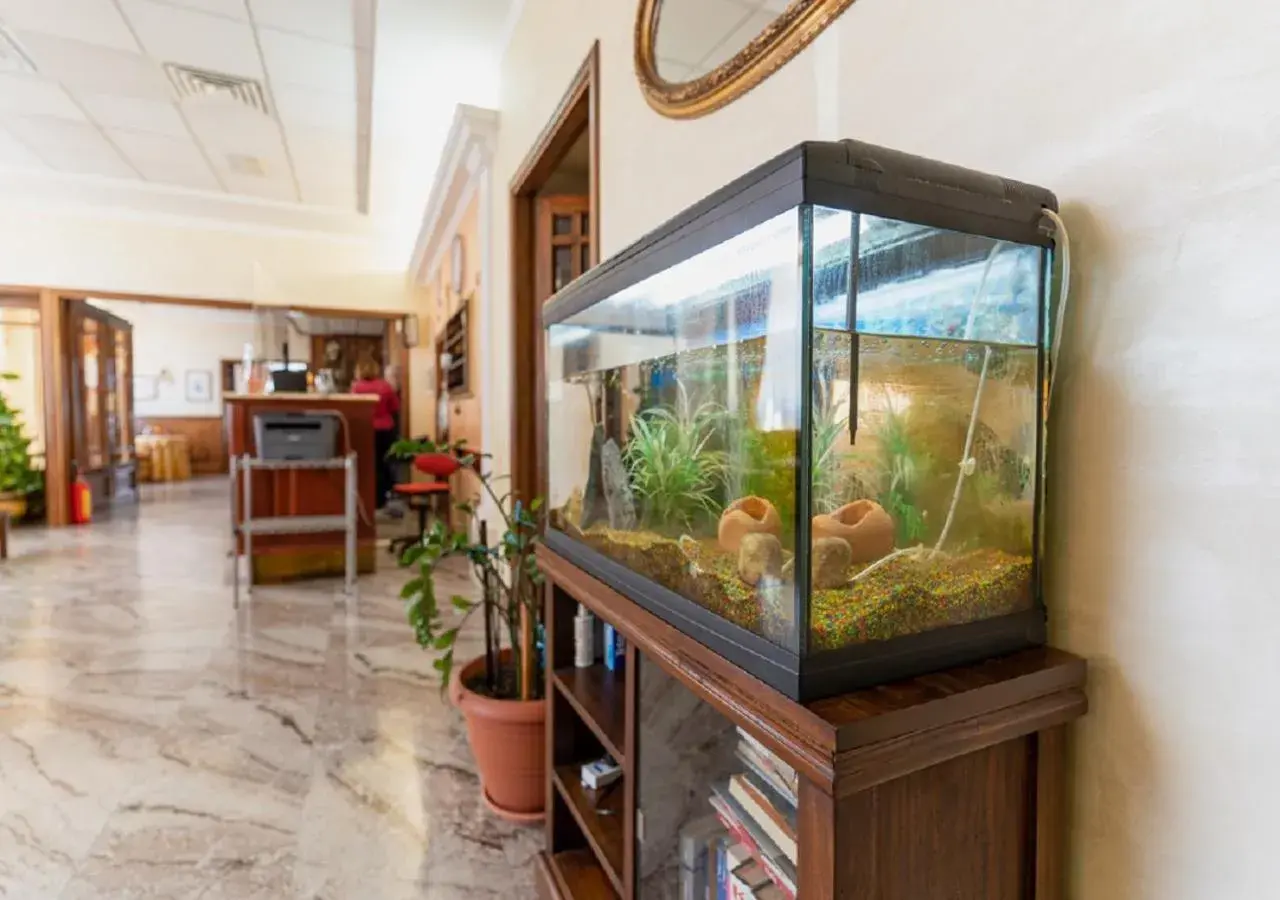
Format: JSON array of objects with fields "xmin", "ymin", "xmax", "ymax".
[{"xmin": 351, "ymin": 359, "xmax": 400, "ymax": 509}]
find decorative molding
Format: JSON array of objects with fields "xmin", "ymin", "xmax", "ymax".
[
  {"xmin": 408, "ymin": 104, "xmax": 499, "ymax": 283},
  {"xmin": 635, "ymin": 0, "xmax": 860, "ymax": 119}
]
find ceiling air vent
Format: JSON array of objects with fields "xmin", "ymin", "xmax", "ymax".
[
  {"xmin": 0, "ymin": 24, "xmax": 36, "ymax": 74},
  {"xmin": 164, "ymin": 63, "xmax": 270, "ymax": 115}
]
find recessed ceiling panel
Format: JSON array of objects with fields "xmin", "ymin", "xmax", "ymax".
[
  {"xmin": 18, "ymin": 34, "xmax": 173, "ymax": 101},
  {"xmin": 0, "ymin": 0, "xmax": 139, "ymax": 52},
  {"xmin": 75, "ymin": 93, "xmax": 187, "ymax": 136},
  {"xmin": 288, "ymin": 127, "xmax": 356, "ymax": 172},
  {"xmin": 272, "ymin": 83, "xmax": 356, "ymax": 132},
  {"xmin": 0, "ymin": 72, "xmax": 85, "ymax": 119},
  {"xmin": 250, "ymin": 0, "xmax": 356, "ymax": 47},
  {"xmin": 0, "ymin": 123, "xmax": 44, "ymax": 167},
  {"xmin": 257, "ymin": 28, "xmax": 355, "ymax": 95},
  {"xmin": 108, "ymin": 126, "xmax": 219, "ymax": 188},
  {"xmin": 156, "ymin": 0, "xmax": 250, "ymax": 21},
  {"xmin": 119, "ymin": 0, "xmax": 263, "ymax": 79},
  {"xmin": 4, "ymin": 115, "xmax": 134, "ymax": 177}
]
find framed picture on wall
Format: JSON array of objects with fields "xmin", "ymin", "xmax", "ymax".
[{"xmin": 185, "ymin": 370, "xmax": 213, "ymax": 403}]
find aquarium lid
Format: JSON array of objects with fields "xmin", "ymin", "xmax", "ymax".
[{"xmin": 542, "ymin": 139, "xmax": 1057, "ymax": 329}]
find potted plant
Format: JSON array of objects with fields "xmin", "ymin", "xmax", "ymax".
[
  {"xmin": 0, "ymin": 372, "xmax": 42, "ymax": 520},
  {"xmin": 394, "ymin": 438, "xmax": 547, "ymax": 823}
]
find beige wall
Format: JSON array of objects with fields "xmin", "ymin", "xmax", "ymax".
[
  {"xmin": 488, "ymin": 2, "xmax": 1280, "ymax": 897},
  {"xmin": 0, "ymin": 207, "xmax": 419, "ymax": 314}
]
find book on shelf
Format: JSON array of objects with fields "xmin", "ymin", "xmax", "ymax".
[
  {"xmin": 728, "ymin": 860, "xmax": 771, "ymax": 900},
  {"xmin": 735, "ymin": 728, "xmax": 799, "ymax": 800},
  {"xmin": 718, "ymin": 842, "xmax": 751, "ymax": 900},
  {"xmin": 709, "ymin": 787, "xmax": 797, "ymax": 900},
  {"xmin": 728, "ymin": 772, "xmax": 797, "ymax": 863},
  {"xmin": 679, "ymin": 815, "xmax": 726, "ymax": 900}
]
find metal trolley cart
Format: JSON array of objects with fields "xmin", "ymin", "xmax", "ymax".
[{"xmin": 230, "ymin": 454, "xmax": 358, "ymax": 607}]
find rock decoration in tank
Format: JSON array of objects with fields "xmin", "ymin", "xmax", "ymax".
[
  {"xmin": 811, "ymin": 499, "xmax": 896, "ymax": 564},
  {"xmin": 579, "ymin": 424, "xmax": 609, "ymax": 529},
  {"xmin": 717, "ymin": 496, "xmax": 782, "ymax": 552},
  {"xmin": 599, "ymin": 438, "xmax": 638, "ymax": 530},
  {"xmin": 810, "ymin": 536, "xmax": 853, "ymax": 590},
  {"xmin": 737, "ymin": 532, "xmax": 783, "ymax": 587}
]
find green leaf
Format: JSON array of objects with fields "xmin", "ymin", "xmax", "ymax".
[
  {"xmin": 399, "ymin": 544, "xmax": 427, "ymax": 567},
  {"xmin": 433, "ymin": 627, "xmax": 459, "ymax": 650},
  {"xmin": 399, "ymin": 576, "xmax": 425, "ymax": 600},
  {"xmin": 450, "ymin": 594, "xmax": 474, "ymax": 612}
]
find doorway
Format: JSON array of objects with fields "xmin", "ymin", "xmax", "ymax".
[{"xmin": 509, "ymin": 42, "xmax": 600, "ymax": 506}]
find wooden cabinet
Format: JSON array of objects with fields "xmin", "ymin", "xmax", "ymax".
[
  {"xmin": 536, "ymin": 545, "xmax": 1086, "ymax": 900},
  {"xmin": 67, "ymin": 302, "xmax": 135, "ymax": 507}
]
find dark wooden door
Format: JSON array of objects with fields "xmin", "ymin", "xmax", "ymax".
[{"xmin": 536, "ymin": 195, "xmax": 592, "ymax": 301}]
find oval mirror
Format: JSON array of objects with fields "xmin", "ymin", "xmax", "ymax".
[{"xmin": 636, "ymin": 0, "xmax": 858, "ymax": 119}]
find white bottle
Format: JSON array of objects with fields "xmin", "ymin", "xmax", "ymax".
[{"xmin": 574, "ymin": 604, "xmax": 595, "ymax": 668}]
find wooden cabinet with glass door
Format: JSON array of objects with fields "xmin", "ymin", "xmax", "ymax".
[
  {"xmin": 535, "ymin": 545, "xmax": 1087, "ymax": 900},
  {"xmin": 67, "ymin": 302, "xmax": 135, "ymax": 510}
]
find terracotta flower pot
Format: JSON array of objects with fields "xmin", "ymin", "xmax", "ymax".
[
  {"xmin": 450, "ymin": 651, "xmax": 546, "ymax": 825},
  {"xmin": 0, "ymin": 493, "xmax": 27, "ymax": 521},
  {"xmin": 812, "ymin": 499, "xmax": 896, "ymax": 564},
  {"xmin": 718, "ymin": 496, "xmax": 782, "ymax": 552}
]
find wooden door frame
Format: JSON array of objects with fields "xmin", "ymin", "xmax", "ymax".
[{"xmin": 509, "ymin": 41, "xmax": 600, "ymax": 507}]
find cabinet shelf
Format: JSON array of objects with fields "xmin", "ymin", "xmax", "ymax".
[
  {"xmin": 547, "ymin": 848, "xmax": 619, "ymax": 900},
  {"xmin": 553, "ymin": 666, "xmax": 626, "ymax": 764},
  {"xmin": 552, "ymin": 766, "xmax": 624, "ymax": 896}
]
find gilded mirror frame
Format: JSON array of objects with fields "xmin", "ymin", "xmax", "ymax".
[{"xmin": 635, "ymin": 0, "xmax": 858, "ymax": 119}]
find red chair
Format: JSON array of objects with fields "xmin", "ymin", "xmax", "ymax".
[{"xmin": 388, "ymin": 453, "xmax": 461, "ymax": 558}]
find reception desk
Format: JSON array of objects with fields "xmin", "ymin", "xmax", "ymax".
[{"xmin": 224, "ymin": 393, "xmax": 378, "ymax": 584}]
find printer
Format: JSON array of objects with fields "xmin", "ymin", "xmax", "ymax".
[{"xmin": 253, "ymin": 411, "xmax": 339, "ymax": 461}]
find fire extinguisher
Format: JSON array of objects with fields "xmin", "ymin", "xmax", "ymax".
[{"xmin": 71, "ymin": 463, "xmax": 92, "ymax": 525}]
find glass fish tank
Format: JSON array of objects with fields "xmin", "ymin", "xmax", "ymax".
[{"xmin": 544, "ymin": 140, "xmax": 1057, "ymax": 700}]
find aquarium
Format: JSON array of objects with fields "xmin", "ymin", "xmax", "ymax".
[{"xmin": 544, "ymin": 140, "xmax": 1057, "ymax": 700}]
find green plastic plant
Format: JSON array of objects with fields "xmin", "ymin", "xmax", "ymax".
[
  {"xmin": 624, "ymin": 380, "xmax": 726, "ymax": 533},
  {"xmin": 393, "ymin": 438, "xmax": 545, "ymax": 701},
  {"xmin": 866, "ymin": 401, "xmax": 929, "ymax": 547},
  {"xmin": 811, "ymin": 375, "xmax": 851, "ymax": 514},
  {"xmin": 0, "ymin": 372, "xmax": 42, "ymax": 497}
]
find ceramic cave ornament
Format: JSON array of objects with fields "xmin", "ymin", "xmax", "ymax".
[
  {"xmin": 717, "ymin": 496, "xmax": 782, "ymax": 553},
  {"xmin": 811, "ymin": 500, "xmax": 896, "ymax": 564}
]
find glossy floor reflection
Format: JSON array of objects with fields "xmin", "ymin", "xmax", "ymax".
[{"xmin": 0, "ymin": 479, "xmax": 540, "ymax": 899}]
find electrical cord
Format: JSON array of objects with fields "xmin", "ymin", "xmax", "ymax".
[{"xmin": 1040, "ymin": 207, "xmax": 1072, "ymax": 406}]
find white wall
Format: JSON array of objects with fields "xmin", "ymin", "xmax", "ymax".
[
  {"xmin": 488, "ymin": 2, "xmax": 1280, "ymax": 897},
  {"xmin": 90, "ymin": 299, "xmax": 311, "ymax": 418}
]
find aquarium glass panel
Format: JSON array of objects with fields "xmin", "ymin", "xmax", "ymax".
[
  {"xmin": 812, "ymin": 210, "xmax": 1045, "ymax": 347},
  {"xmin": 546, "ymin": 209, "xmax": 805, "ymax": 652},
  {"xmin": 808, "ymin": 323, "xmax": 1039, "ymax": 651}
]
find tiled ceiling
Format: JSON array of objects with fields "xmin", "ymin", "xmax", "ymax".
[{"xmin": 0, "ymin": 0, "xmax": 373, "ymax": 211}]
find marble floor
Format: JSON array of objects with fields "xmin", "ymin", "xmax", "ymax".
[{"xmin": 0, "ymin": 479, "xmax": 540, "ymax": 899}]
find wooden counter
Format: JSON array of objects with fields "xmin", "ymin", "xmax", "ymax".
[{"xmin": 225, "ymin": 393, "xmax": 378, "ymax": 584}]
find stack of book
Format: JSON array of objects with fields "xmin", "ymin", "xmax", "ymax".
[{"xmin": 692, "ymin": 727, "xmax": 798, "ymax": 900}]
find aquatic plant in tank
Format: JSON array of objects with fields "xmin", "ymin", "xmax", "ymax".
[{"xmin": 624, "ymin": 379, "xmax": 726, "ymax": 533}]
